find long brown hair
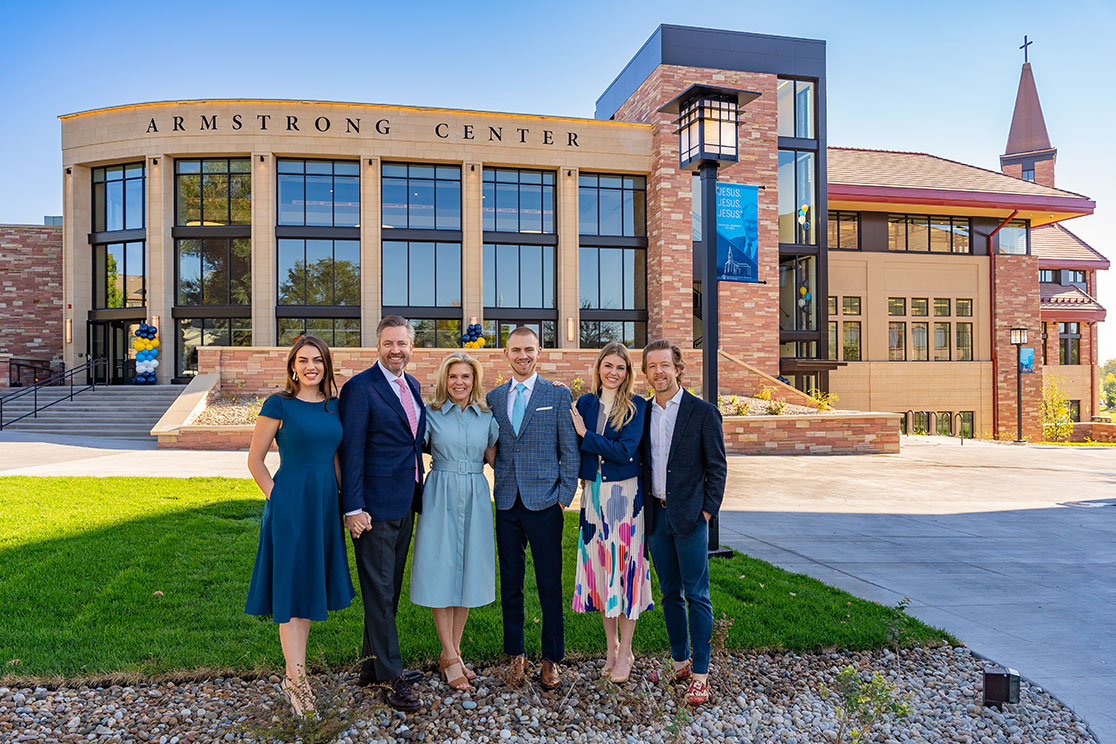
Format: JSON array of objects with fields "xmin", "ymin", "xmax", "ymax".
[
  {"xmin": 431, "ymin": 351, "xmax": 489, "ymax": 411},
  {"xmin": 591, "ymin": 342, "xmax": 637, "ymax": 430},
  {"xmin": 281, "ymin": 335, "xmax": 338, "ymax": 407}
]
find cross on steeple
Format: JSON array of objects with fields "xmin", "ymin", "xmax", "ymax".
[{"xmin": 1020, "ymin": 35, "xmax": 1033, "ymax": 64}]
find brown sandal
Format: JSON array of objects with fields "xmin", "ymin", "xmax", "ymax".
[
  {"xmin": 671, "ymin": 660, "xmax": 693, "ymax": 683},
  {"xmin": 439, "ymin": 657, "xmax": 470, "ymax": 691}
]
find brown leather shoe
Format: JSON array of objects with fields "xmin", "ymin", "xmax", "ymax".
[
  {"xmin": 540, "ymin": 660, "xmax": 560, "ymax": 690},
  {"xmin": 505, "ymin": 655, "xmax": 527, "ymax": 687}
]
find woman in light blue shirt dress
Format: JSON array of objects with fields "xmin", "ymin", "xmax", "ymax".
[{"xmin": 410, "ymin": 351, "xmax": 499, "ymax": 692}]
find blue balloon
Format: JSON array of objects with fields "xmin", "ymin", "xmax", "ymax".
[
  {"xmin": 151, "ymin": 348, "xmax": 158, "ymax": 358},
  {"xmin": 134, "ymin": 329, "xmax": 142, "ymax": 337}
]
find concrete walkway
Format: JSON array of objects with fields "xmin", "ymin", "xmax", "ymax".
[
  {"xmin": 718, "ymin": 436, "xmax": 1116, "ymax": 742},
  {"xmin": 2, "ymin": 432, "xmax": 1113, "ymax": 738}
]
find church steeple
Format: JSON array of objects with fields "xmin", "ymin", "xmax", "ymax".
[{"xmin": 1000, "ymin": 36, "xmax": 1057, "ymax": 186}]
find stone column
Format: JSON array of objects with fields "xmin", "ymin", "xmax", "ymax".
[
  {"xmin": 251, "ymin": 153, "xmax": 276, "ymax": 346},
  {"xmin": 147, "ymin": 155, "xmax": 175, "ymax": 382},
  {"xmin": 461, "ymin": 161, "xmax": 483, "ymax": 335},
  {"xmin": 360, "ymin": 156, "xmax": 382, "ymax": 345},
  {"xmin": 63, "ymin": 165, "xmax": 92, "ymax": 369},
  {"xmin": 557, "ymin": 167, "xmax": 580, "ymax": 348},
  {"xmin": 992, "ymin": 254, "xmax": 1042, "ymax": 440}
]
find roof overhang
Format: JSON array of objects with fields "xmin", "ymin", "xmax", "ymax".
[
  {"xmin": 828, "ymin": 184, "xmax": 1095, "ymax": 227},
  {"xmin": 1040, "ymin": 307, "xmax": 1106, "ymax": 322},
  {"xmin": 1038, "ymin": 257, "xmax": 1111, "ymax": 271},
  {"xmin": 779, "ymin": 358, "xmax": 846, "ymax": 373}
]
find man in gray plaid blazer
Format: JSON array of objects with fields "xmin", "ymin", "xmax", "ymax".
[{"xmin": 486, "ymin": 326, "xmax": 579, "ymax": 690}]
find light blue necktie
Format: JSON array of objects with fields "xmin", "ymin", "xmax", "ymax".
[{"xmin": 511, "ymin": 382, "xmax": 527, "ymax": 435}]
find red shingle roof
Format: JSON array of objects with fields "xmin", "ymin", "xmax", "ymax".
[
  {"xmin": 1031, "ymin": 223, "xmax": 1109, "ymax": 267},
  {"xmin": 1040, "ymin": 283, "xmax": 1106, "ymax": 318}
]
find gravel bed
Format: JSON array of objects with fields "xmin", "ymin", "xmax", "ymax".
[{"xmin": 0, "ymin": 647, "xmax": 1095, "ymax": 743}]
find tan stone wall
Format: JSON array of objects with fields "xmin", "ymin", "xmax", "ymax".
[
  {"xmin": 723, "ymin": 413, "xmax": 900, "ymax": 455},
  {"xmin": 828, "ymin": 251, "xmax": 993, "ymax": 433},
  {"xmin": 611, "ymin": 65, "xmax": 781, "ymax": 377},
  {"xmin": 0, "ymin": 226, "xmax": 64, "ymax": 370}
]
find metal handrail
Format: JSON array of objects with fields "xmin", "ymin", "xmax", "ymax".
[
  {"xmin": 0, "ymin": 358, "xmax": 108, "ymax": 430},
  {"xmin": 7, "ymin": 359, "xmax": 58, "ymax": 387}
]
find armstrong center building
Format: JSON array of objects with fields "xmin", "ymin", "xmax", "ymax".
[{"xmin": 4, "ymin": 24, "xmax": 1102, "ymax": 439}]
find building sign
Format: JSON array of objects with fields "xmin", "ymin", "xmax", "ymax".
[
  {"xmin": 141, "ymin": 112, "xmax": 581, "ymax": 147},
  {"xmin": 716, "ymin": 182, "xmax": 760, "ymax": 283},
  {"xmin": 1020, "ymin": 347, "xmax": 1034, "ymax": 373}
]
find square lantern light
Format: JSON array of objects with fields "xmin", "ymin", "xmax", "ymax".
[
  {"xmin": 659, "ymin": 85, "xmax": 761, "ymax": 171},
  {"xmin": 1010, "ymin": 327, "xmax": 1028, "ymax": 346}
]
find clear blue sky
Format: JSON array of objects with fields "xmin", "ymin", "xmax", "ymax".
[{"xmin": 3, "ymin": 0, "xmax": 1114, "ymax": 360}]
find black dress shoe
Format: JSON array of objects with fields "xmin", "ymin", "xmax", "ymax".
[{"xmin": 384, "ymin": 677, "xmax": 422, "ymax": 712}]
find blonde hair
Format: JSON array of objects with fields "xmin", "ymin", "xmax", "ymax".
[
  {"xmin": 591, "ymin": 342, "xmax": 637, "ymax": 431},
  {"xmin": 431, "ymin": 351, "xmax": 489, "ymax": 411}
]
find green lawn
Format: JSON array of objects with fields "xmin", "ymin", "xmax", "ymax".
[{"xmin": 0, "ymin": 477, "xmax": 951, "ymax": 683}]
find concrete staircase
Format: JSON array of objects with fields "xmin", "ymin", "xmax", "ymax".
[{"xmin": 0, "ymin": 385, "xmax": 186, "ymax": 442}]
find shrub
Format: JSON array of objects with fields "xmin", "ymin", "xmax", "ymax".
[{"xmin": 1041, "ymin": 377, "xmax": 1073, "ymax": 442}]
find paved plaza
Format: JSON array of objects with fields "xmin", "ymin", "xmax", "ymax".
[{"xmin": 2, "ymin": 432, "xmax": 1114, "ymax": 739}]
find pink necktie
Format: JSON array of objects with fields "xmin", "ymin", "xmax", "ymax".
[{"xmin": 395, "ymin": 377, "xmax": 419, "ymax": 481}]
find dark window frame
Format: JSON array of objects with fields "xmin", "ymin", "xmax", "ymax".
[
  {"xmin": 483, "ymin": 167, "xmax": 556, "ymax": 234},
  {"xmin": 276, "ymin": 158, "xmax": 360, "ymax": 228},
  {"xmin": 887, "ymin": 214, "xmax": 971, "ymax": 254},
  {"xmin": 381, "ymin": 240, "xmax": 463, "ymax": 310},
  {"xmin": 92, "ymin": 240, "xmax": 146, "ymax": 310},
  {"xmin": 174, "ymin": 157, "xmax": 251, "ymax": 227},
  {"xmin": 578, "ymin": 173, "xmax": 646, "ymax": 238},
  {"xmin": 277, "ymin": 238, "xmax": 361, "ymax": 307},
  {"xmin": 277, "ymin": 317, "xmax": 361, "ymax": 348},
  {"xmin": 827, "ymin": 211, "xmax": 859, "ymax": 250},
  {"xmin": 1059, "ymin": 322, "xmax": 1082, "ymax": 365},
  {"xmin": 381, "ymin": 162, "xmax": 462, "ymax": 231},
  {"xmin": 172, "ymin": 315, "xmax": 252, "ymax": 379},
  {"xmin": 92, "ymin": 162, "xmax": 145, "ymax": 233},
  {"xmin": 174, "ymin": 237, "xmax": 252, "ymax": 308}
]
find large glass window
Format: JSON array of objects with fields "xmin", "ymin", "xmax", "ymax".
[
  {"xmin": 998, "ymin": 219, "xmax": 1029, "ymax": 255},
  {"xmin": 778, "ymin": 150, "xmax": 816, "ymax": 245},
  {"xmin": 579, "ymin": 246, "xmax": 645, "ymax": 311},
  {"xmin": 827, "ymin": 212, "xmax": 858, "ymax": 250},
  {"xmin": 278, "ymin": 239, "xmax": 360, "ymax": 306},
  {"xmin": 177, "ymin": 318, "xmax": 251, "ymax": 377},
  {"xmin": 382, "ymin": 241, "xmax": 462, "ymax": 308},
  {"xmin": 778, "ymin": 255, "xmax": 816, "ymax": 331},
  {"xmin": 176, "ymin": 238, "xmax": 252, "ymax": 306},
  {"xmin": 278, "ymin": 317, "xmax": 360, "ymax": 348},
  {"xmin": 482, "ymin": 243, "xmax": 554, "ymax": 309},
  {"xmin": 934, "ymin": 322, "xmax": 951, "ymax": 361},
  {"xmin": 483, "ymin": 168, "xmax": 555, "ymax": 233},
  {"xmin": 842, "ymin": 322, "xmax": 861, "ymax": 361},
  {"xmin": 93, "ymin": 241, "xmax": 145, "ymax": 309},
  {"xmin": 175, "ymin": 158, "xmax": 251, "ymax": 226},
  {"xmin": 579, "ymin": 321, "xmax": 647, "ymax": 349},
  {"xmin": 1059, "ymin": 322, "xmax": 1081, "ymax": 365},
  {"xmin": 912, "ymin": 322, "xmax": 929, "ymax": 361},
  {"xmin": 956, "ymin": 322, "xmax": 973, "ymax": 361},
  {"xmin": 777, "ymin": 78, "xmax": 815, "ymax": 139},
  {"xmin": 382, "ymin": 163, "xmax": 461, "ymax": 230},
  {"xmin": 277, "ymin": 159, "xmax": 359, "ymax": 227},
  {"xmin": 889, "ymin": 322, "xmax": 906, "ymax": 361},
  {"xmin": 579, "ymin": 174, "xmax": 645, "ymax": 237},
  {"xmin": 828, "ymin": 321, "xmax": 838, "ymax": 361},
  {"xmin": 412, "ymin": 319, "xmax": 463, "ymax": 348},
  {"xmin": 842, "ymin": 296, "xmax": 861, "ymax": 315},
  {"xmin": 482, "ymin": 320, "xmax": 557, "ymax": 349},
  {"xmin": 93, "ymin": 163, "xmax": 144, "ymax": 232},
  {"xmin": 889, "ymin": 215, "xmax": 971, "ymax": 253}
]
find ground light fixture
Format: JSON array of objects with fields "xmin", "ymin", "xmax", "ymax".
[
  {"xmin": 983, "ymin": 666, "xmax": 1020, "ymax": 708},
  {"xmin": 1010, "ymin": 327, "xmax": 1028, "ymax": 442},
  {"xmin": 659, "ymin": 84, "xmax": 760, "ymax": 559}
]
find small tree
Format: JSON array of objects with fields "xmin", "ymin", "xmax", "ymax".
[
  {"xmin": 1041, "ymin": 376, "xmax": 1073, "ymax": 441},
  {"xmin": 822, "ymin": 666, "xmax": 909, "ymax": 744},
  {"xmin": 1102, "ymin": 372, "xmax": 1116, "ymax": 410}
]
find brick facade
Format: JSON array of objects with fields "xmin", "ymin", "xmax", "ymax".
[
  {"xmin": 0, "ymin": 225, "xmax": 64, "ymax": 386},
  {"xmin": 196, "ymin": 345, "xmax": 817, "ymax": 406},
  {"xmin": 992, "ymin": 255, "xmax": 1043, "ymax": 440},
  {"xmin": 611, "ymin": 65, "xmax": 781, "ymax": 379},
  {"xmin": 723, "ymin": 413, "xmax": 900, "ymax": 455}
]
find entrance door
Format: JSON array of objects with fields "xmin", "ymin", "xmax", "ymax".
[{"xmin": 87, "ymin": 319, "xmax": 139, "ymax": 385}]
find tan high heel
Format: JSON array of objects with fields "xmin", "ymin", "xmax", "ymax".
[
  {"xmin": 281, "ymin": 676, "xmax": 314, "ymax": 717},
  {"xmin": 610, "ymin": 654, "xmax": 635, "ymax": 684},
  {"xmin": 440, "ymin": 657, "xmax": 471, "ymax": 691}
]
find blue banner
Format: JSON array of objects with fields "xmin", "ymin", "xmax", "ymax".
[
  {"xmin": 1020, "ymin": 347, "xmax": 1034, "ymax": 373},
  {"xmin": 716, "ymin": 183, "xmax": 760, "ymax": 283}
]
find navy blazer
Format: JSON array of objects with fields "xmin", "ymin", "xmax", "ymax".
[
  {"xmin": 640, "ymin": 389, "xmax": 727, "ymax": 536},
  {"xmin": 338, "ymin": 362, "xmax": 427, "ymax": 521},
  {"xmin": 575, "ymin": 392, "xmax": 646, "ymax": 484},
  {"xmin": 487, "ymin": 377, "xmax": 580, "ymax": 511}
]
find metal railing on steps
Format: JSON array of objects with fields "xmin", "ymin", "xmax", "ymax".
[{"xmin": 0, "ymin": 358, "xmax": 107, "ymax": 431}]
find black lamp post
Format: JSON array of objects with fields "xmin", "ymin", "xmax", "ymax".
[
  {"xmin": 1010, "ymin": 327, "xmax": 1028, "ymax": 442},
  {"xmin": 660, "ymin": 85, "xmax": 760, "ymax": 558}
]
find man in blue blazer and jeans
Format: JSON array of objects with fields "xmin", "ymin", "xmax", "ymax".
[
  {"xmin": 640, "ymin": 339, "xmax": 727, "ymax": 706},
  {"xmin": 487, "ymin": 326, "xmax": 579, "ymax": 690},
  {"xmin": 339, "ymin": 315, "xmax": 427, "ymax": 712}
]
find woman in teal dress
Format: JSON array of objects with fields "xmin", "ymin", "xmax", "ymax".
[
  {"xmin": 410, "ymin": 351, "xmax": 499, "ymax": 692},
  {"xmin": 245, "ymin": 335, "xmax": 354, "ymax": 717}
]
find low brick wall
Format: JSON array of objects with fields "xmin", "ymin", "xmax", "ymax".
[
  {"xmin": 197, "ymin": 346, "xmax": 816, "ymax": 406},
  {"xmin": 1065, "ymin": 422, "xmax": 1116, "ymax": 443},
  {"xmin": 157, "ymin": 424, "xmax": 268, "ymax": 451},
  {"xmin": 723, "ymin": 412, "xmax": 902, "ymax": 455}
]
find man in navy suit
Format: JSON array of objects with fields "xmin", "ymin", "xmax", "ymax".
[
  {"xmin": 486, "ymin": 326, "xmax": 579, "ymax": 690},
  {"xmin": 339, "ymin": 315, "xmax": 427, "ymax": 712},
  {"xmin": 640, "ymin": 339, "xmax": 727, "ymax": 706}
]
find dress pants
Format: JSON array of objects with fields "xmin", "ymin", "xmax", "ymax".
[
  {"xmin": 352, "ymin": 509, "xmax": 413, "ymax": 682},
  {"xmin": 494, "ymin": 496, "xmax": 565, "ymax": 662},
  {"xmin": 646, "ymin": 500, "xmax": 713, "ymax": 674}
]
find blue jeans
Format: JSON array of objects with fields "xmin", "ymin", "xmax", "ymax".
[{"xmin": 647, "ymin": 506, "xmax": 713, "ymax": 674}]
